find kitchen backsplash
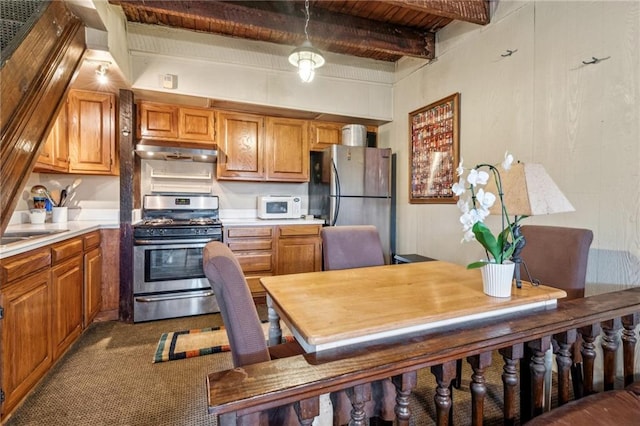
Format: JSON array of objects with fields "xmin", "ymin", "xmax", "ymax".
[{"xmin": 141, "ymin": 159, "xmax": 309, "ymax": 212}]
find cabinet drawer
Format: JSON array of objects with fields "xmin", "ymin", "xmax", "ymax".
[
  {"xmin": 227, "ymin": 240, "xmax": 273, "ymax": 251},
  {"xmin": 226, "ymin": 227, "xmax": 273, "ymax": 238},
  {"xmin": 278, "ymin": 225, "xmax": 321, "ymax": 238},
  {"xmin": 0, "ymin": 247, "xmax": 51, "ymax": 284},
  {"xmin": 236, "ymin": 253, "xmax": 273, "ymax": 273},
  {"xmin": 83, "ymin": 231, "xmax": 101, "ymax": 250},
  {"xmin": 51, "ymin": 238, "xmax": 83, "ymax": 264}
]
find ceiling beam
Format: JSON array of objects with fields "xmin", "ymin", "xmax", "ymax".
[{"xmin": 110, "ymin": 0, "xmax": 436, "ymax": 61}]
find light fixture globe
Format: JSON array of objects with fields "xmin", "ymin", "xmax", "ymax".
[{"xmin": 288, "ymin": 40, "xmax": 325, "ymax": 83}]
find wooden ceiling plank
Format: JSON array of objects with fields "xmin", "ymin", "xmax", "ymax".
[
  {"xmin": 110, "ymin": 0, "xmax": 434, "ymax": 60},
  {"xmin": 383, "ymin": 0, "xmax": 490, "ymax": 25}
]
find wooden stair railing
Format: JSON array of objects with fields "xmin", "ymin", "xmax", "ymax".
[{"xmin": 207, "ymin": 288, "xmax": 640, "ymax": 425}]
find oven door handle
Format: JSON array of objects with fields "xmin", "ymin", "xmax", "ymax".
[
  {"xmin": 135, "ymin": 291, "xmax": 215, "ymax": 303},
  {"xmin": 134, "ymin": 238, "xmax": 217, "ymax": 245}
]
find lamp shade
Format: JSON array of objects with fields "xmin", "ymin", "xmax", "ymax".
[
  {"xmin": 288, "ymin": 40, "xmax": 325, "ymax": 83},
  {"xmin": 487, "ymin": 162, "xmax": 575, "ymax": 216}
]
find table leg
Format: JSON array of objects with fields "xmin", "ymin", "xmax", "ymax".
[{"xmin": 266, "ymin": 294, "xmax": 282, "ymax": 346}]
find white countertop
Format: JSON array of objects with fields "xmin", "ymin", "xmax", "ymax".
[
  {"xmin": 220, "ymin": 218, "xmax": 325, "ymax": 226},
  {"xmin": 0, "ymin": 220, "xmax": 119, "ymax": 259}
]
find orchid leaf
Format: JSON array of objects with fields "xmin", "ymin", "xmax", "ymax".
[{"xmin": 471, "ymin": 222, "xmax": 500, "ymax": 260}]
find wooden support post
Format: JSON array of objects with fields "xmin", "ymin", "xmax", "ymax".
[
  {"xmin": 499, "ymin": 343, "xmax": 523, "ymax": 426},
  {"xmin": 525, "ymin": 337, "xmax": 551, "ymax": 419},
  {"xmin": 579, "ymin": 323, "xmax": 601, "ymax": 397},
  {"xmin": 601, "ymin": 318, "xmax": 622, "ymax": 391},
  {"xmin": 622, "ymin": 313, "xmax": 639, "ymax": 387},
  {"xmin": 392, "ymin": 371, "xmax": 417, "ymax": 425},
  {"xmin": 431, "ymin": 361, "xmax": 458, "ymax": 426},
  {"xmin": 467, "ymin": 352, "xmax": 493, "ymax": 426},
  {"xmin": 295, "ymin": 397, "xmax": 320, "ymax": 425},
  {"xmin": 347, "ymin": 383, "xmax": 372, "ymax": 426},
  {"xmin": 553, "ymin": 329, "xmax": 578, "ymax": 406}
]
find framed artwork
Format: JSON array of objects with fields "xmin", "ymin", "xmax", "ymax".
[{"xmin": 409, "ymin": 92, "xmax": 460, "ymax": 204}]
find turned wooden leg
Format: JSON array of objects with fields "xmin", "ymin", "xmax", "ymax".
[
  {"xmin": 524, "ymin": 337, "xmax": 551, "ymax": 419},
  {"xmin": 392, "ymin": 371, "xmax": 417, "ymax": 426},
  {"xmin": 266, "ymin": 294, "xmax": 282, "ymax": 346},
  {"xmin": 295, "ymin": 397, "xmax": 320, "ymax": 425},
  {"xmin": 601, "ymin": 318, "xmax": 622, "ymax": 391},
  {"xmin": 500, "ymin": 343, "xmax": 523, "ymax": 426},
  {"xmin": 553, "ymin": 330, "xmax": 577, "ymax": 406},
  {"xmin": 579, "ymin": 324, "xmax": 601, "ymax": 397},
  {"xmin": 347, "ymin": 383, "xmax": 371, "ymax": 426},
  {"xmin": 622, "ymin": 313, "xmax": 639, "ymax": 387},
  {"xmin": 467, "ymin": 352, "xmax": 492, "ymax": 426},
  {"xmin": 431, "ymin": 361, "xmax": 458, "ymax": 426}
]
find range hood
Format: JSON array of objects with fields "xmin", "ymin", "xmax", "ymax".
[{"xmin": 135, "ymin": 144, "xmax": 217, "ymax": 163}]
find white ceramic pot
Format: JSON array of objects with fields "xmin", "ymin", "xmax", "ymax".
[
  {"xmin": 29, "ymin": 209, "xmax": 46, "ymax": 224},
  {"xmin": 481, "ymin": 260, "xmax": 515, "ymax": 298}
]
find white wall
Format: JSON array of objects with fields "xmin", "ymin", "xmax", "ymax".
[{"xmin": 383, "ymin": 0, "xmax": 640, "ymax": 295}]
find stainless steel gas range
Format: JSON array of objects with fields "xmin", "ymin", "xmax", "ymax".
[{"xmin": 133, "ymin": 194, "xmax": 222, "ymax": 322}]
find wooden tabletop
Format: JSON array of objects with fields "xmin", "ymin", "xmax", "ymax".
[{"xmin": 260, "ymin": 261, "xmax": 567, "ymax": 352}]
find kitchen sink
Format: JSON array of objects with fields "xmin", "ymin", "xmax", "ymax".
[{"xmin": 1, "ymin": 229, "xmax": 69, "ymax": 246}]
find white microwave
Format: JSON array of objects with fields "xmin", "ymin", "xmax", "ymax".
[{"xmin": 257, "ymin": 196, "xmax": 302, "ymax": 219}]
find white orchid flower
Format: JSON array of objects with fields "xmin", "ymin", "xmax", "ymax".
[
  {"xmin": 467, "ymin": 169, "xmax": 489, "ymax": 187},
  {"xmin": 475, "ymin": 189, "xmax": 496, "ymax": 210},
  {"xmin": 461, "ymin": 228, "xmax": 476, "ymax": 243},
  {"xmin": 457, "ymin": 198, "xmax": 470, "ymax": 214},
  {"xmin": 502, "ymin": 152, "xmax": 514, "ymax": 170},
  {"xmin": 456, "ymin": 159, "xmax": 464, "ymax": 177},
  {"xmin": 460, "ymin": 208, "xmax": 482, "ymax": 231},
  {"xmin": 452, "ymin": 177, "xmax": 466, "ymax": 196}
]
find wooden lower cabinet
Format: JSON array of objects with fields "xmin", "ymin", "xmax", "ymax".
[
  {"xmin": 83, "ymin": 231, "xmax": 102, "ymax": 326},
  {"xmin": 225, "ymin": 224, "xmax": 322, "ymax": 302},
  {"xmin": 0, "ymin": 230, "xmax": 105, "ymax": 419},
  {"xmin": 276, "ymin": 225, "xmax": 322, "ymax": 275},
  {"xmin": 0, "ymin": 269, "xmax": 52, "ymax": 416},
  {"xmin": 51, "ymin": 253, "xmax": 83, "ymax": 360}
]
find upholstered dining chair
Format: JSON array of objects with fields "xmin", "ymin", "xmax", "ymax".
[
  {"xmin": 203, "ymin": 241, "xmax": 307, "ymax": 424},
  {"xmin": 320, "ymin": 225, "xmax": 396, "ymax": 424},
  {"xmin": 517, "ymin": 225, "xmax": 594, "ymax": 412},
  {"xmin": 321, "ymin": 225, "xmax": 386, "ymax": 270}
]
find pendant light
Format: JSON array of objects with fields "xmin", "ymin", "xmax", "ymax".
[{"xmin": 288, "ymin": 0, "xmax": 325, "ymax": 83}]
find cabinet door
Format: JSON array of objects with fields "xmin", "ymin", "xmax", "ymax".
[
  {"xmin": 84, "ymin": 247, "xmax": 102, "ymax": 327},
  {"xmin": 68, "ymin": 90, "xmax": 116, "ymax": 175},
  {"xmin": 138, "ymin": 102, "xmax": 178, "ymax": 139},
  {"xmin": 276, "ymin": 225, "xmax": 322, "ymax": 275},
  {"xmin": 35, "ymin": 105, "xmax": 69, "ymax": 172},
  {"xmin": 216, "ymin": 112, "xmax": 265, "ymax": 180},
  {"xmin": 310, "ymin": 121, "xmax": 342, "ymax": 151},
  {"xmin": 51, "ymin": 255, "xmax": 83, "ymax": 360},
  {"xmin": 266, "ymin": 117, "xmax": 309, "ymax": 182},
  {"xmin": 1, "ymin": 270, "xmax": 52, "ymax": 415},
  {"xmin": 178, "ymin": 107, "xmax": 215, "ymax": 144}
]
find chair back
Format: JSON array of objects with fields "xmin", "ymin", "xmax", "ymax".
[
  {"xmin": 321, "ymin": 225, "xmax": 385, "ymax": 270},
  {"xmin": 519, "ymin": 225, "xmax": 593, "ymax": 300},
  {"xmin": 203, "ymin": 241, "xmax": 270, "ymax": 367}
]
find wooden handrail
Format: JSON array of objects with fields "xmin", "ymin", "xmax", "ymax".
[{"xmin": 207, "ymin": 288, "xmax": 640, "ymax": 424}]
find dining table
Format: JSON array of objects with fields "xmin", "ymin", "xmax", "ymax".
[{"xmin": 260, "ymin": 260, "xmax": 567, "ymax": 353}]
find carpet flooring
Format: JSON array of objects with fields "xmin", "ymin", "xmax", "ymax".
[{"xmin": 4, "ymin": 311, "xmax": 542, "ymax": 425}]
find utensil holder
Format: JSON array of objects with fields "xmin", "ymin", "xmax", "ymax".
[{"xmin": 52, "ymin": 207, "xmax": 68, "ymax": 223}]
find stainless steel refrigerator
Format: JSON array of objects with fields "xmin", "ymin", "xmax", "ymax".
[{"xmin": 309, "ymin": 145, "xmax": 393, "ymax": 263}]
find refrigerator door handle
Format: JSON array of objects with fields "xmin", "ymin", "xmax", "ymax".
[{"xmin": 331, "ymin": 159, "xmax": 340, "ymax": 226}]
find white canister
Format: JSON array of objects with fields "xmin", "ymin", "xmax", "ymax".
[
  {"xmin": 29, "ymin": 209, "xmax": 46, "ymax": 224},
  {"xmin": 51, "ymin": 206, "xmax": 68, "ymax": 223}
]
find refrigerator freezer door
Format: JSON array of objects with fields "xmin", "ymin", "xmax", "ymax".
[
  {"xmin": 330, "ymin": 196, "xmax": 392, "ymax": 263},
  {"xmin": 331, "ymin": 145, "xmax": 391, "ymax": 197}
]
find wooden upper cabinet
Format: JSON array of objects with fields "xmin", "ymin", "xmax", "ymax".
[
  {"xmin": 310, "ymin": 121, "xmax": 343, "ymax": 151},
  {"xmin": 138, "ymin": 102, "xmax": 178, "ymax": 139},
  {"xmin": 266, "ymin": 117, "xmax": 309, "ymax": 182},
  {"xmin": 216, "ymin": 111, "xmax": 265, "ymax": 181},
  {"xmin": 68, "ymin": 90, "xmax": 117, "ymax": 175},
  {"xmin": 35, "ymin": 105, "xmax": 69, "ymax": 172},
  {"xmin": 138, "ymin": 101, "xmax": 215, "ymax": 148}
]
